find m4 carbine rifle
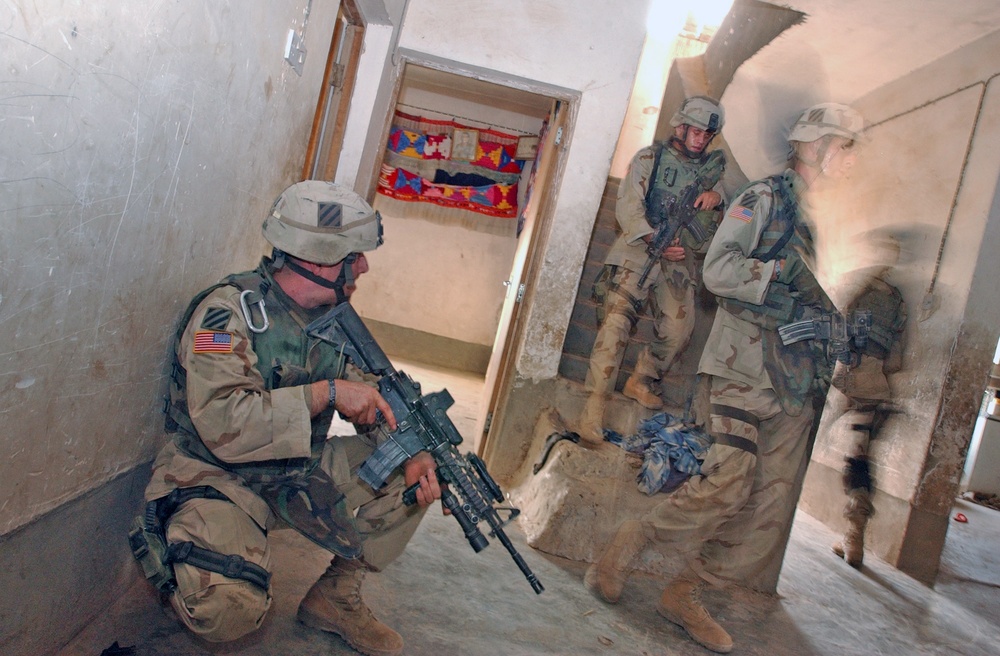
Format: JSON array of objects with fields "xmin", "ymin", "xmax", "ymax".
[
  {"xmin": 778, "ymin": 309, "xmax": 873, "ymax": 365},
  {"xmin": 637, "ymin": 148, "xmax": 725, "ymax": 288},
  {"xmin": 306, "ymin": 302, "xmax": 544, "ymax": 594}
]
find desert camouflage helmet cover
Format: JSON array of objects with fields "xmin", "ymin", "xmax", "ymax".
[
  {"xmin": 262, "ymin": 181, "xmax": 383, "ymax": 265},
  {"xmin": 788, "ymin": 103, "xmax": 866, "ymax": 144},
  {"xmin": 670, "ymin": 96, "xmax": 725, "ymax": 133}
]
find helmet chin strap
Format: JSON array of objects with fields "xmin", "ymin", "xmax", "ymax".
[{"xmin": 284, "ymin": 253, "xmax": 358, "ymax": 305}]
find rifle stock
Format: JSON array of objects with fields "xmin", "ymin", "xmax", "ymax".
[{"xmin": 306, "ymin": 302, "xmax": 544, "ymax": 594}]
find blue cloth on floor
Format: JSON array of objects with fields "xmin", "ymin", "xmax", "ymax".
[{"xmin": 605, "ymin": 412, "xmax": 713, "ymax": 495}]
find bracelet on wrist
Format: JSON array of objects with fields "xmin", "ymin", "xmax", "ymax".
[{"xmin": 327, "ymin": 379, "xmax": 337, "ymax": 409}]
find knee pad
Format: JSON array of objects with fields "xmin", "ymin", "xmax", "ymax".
[{"xmin": 171, "ymin": 578, "xmax": 271, "ymax": 642}]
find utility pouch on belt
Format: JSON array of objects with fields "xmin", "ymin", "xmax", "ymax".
[
  {"xmin": 591, "ymin": 265, "xmax": 617, "ymax": 326},
  {"xmin": 128, "ymin": 510, "xmax": 176, "ymax": 592}
]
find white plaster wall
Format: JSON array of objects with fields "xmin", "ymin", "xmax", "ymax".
[
  {"xmin": 0, "ymin": 0, "xmax": 340, "ymax": 535},
  {"xmin": 353, "ymin": 212, "xmax": 518, "ymax": 345},
  {"xmin": 396, "ymin": 0, "xmax": 650, "ymax": 380}
]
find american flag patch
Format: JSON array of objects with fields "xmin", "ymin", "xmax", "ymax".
[
  {"xmin": 727, "ymin": 205, "xmax": 754, "ymax": 223},
  {"xmin": 193, "ymin": 331, "xmax": 233, "ymax": 353}
]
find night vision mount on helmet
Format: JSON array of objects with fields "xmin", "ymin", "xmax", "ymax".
[{"xmin": 670, "ymin": 96, "xmax": 725, "ymax": 134}]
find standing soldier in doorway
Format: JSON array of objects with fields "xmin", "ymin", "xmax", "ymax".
[{"xmin": 579, "ymin": 96, "xmax": 727, "ymax": 444}]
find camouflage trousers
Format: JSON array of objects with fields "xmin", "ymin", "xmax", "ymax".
[
  {"xmin": 585, "ymin": 261, "xmax": 695, "ymax": 394},
  {"xmin": 637, "ymin": 376, "xmax": 817, "ymax": 591},
  {"xmin": 161, "ymin": 433, "xmax": 425, "ymax": 642}
]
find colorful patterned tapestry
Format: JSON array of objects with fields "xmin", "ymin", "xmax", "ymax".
[
  {"xmin": 378, "ymin": 164, "xmax": 518, "ymax": 218},
  {"xmin": 377, "ymin": 110, "xmax": 526, "ymax": 219}
]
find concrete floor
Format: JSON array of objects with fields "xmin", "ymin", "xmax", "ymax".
[{"xmin": 58, "ymin": 362, "xmax": 1000, "ymax": 656}]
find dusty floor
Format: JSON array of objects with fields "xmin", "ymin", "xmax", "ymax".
[{"xmin": 58, "ymin": 362, "xmax": 1000, "ymax": 656}]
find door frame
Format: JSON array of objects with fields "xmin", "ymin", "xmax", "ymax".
[
  {"xmin": 366, "ymin": 49, "xmax": 579, "ymax": 460},
  {"xmin": 302, "ymin": 0, "xmax": 365, "ymax": 181}
]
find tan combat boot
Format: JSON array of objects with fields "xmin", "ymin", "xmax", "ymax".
[
  {"xmin": 298, "ymin": 557, "xmax": 403, "ymax": 656},
  {"xmin": 584, "ymin": 519, "xmax": 648, "ymax": 603},
  {"xmin": 832, "ymin": 489, "xmax": 874, "ymax": 569},
  {"xmin": 657, "ymin": 573, "xmax": 733, "ymax": 654},
  {"xmin": 623, "ymin": 374, "xmax": 664, "ymax": 410},
  {"xmin": 578, "ymin": 393, "xmax": 608, "ymax": 445}
]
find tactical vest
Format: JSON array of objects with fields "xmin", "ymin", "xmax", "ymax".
[
  {"xmin": 165, "ymin": 259, "xmax": 347, "ymax": 478},
  {"xmin": 718, "ymin": 174, "xmax": 836, "ymax": 415},
  {"xmin": 646, "ymin": 146, "xmax": 725, "ymax": 251}
]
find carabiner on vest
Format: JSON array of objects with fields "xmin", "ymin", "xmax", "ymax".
[{"xmin": 240, "ymin": 289, "xmax": 269, "ymax": 333}]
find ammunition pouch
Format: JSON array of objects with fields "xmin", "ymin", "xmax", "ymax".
[{"xmin": 128, "ymin": 486, "xmax": 272, "ymax": 593}]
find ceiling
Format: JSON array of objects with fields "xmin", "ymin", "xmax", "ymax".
[{"xmin": 746, "ymin": 0, "xmax": 1000, "ymax": 105}]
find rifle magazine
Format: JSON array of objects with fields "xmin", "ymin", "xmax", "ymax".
[{"xmin": 358, "ymin": 435, "xmax": 411, "ymax": 489}]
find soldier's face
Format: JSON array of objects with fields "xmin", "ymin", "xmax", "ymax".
[
  {"xmin": 677, "ymin": 125, "xmax": 713, "ymax": 154},
  {"xmin": 312, "ymin": 253, "xmax": 369, "ymax": 303},
  {"xmin": 820, "ymin": 136, "xmax": 858, "ymax": 179}
]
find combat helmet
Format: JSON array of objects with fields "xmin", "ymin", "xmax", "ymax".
[
  {"xmin": 670, "ymin": 96, "xmax": 725, "ymax": 133},
  {"xmin": 262, "ymin": 181, "xmax": 383, "ymax": 265},
  {"xmin": 788, "ymin": 103, "xmax": 866, "ymax": 144}
]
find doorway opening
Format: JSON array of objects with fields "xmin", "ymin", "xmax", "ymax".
[{"xmin": 350, "ymin": 61, "xmax": 572, "ymax": 457}]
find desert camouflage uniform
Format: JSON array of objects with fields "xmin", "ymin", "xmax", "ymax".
[
  {"xmin": 634, "ymin": 169, "xmax": 836, "ymax": 589},
  {"xmin": 586, "ymin": 143, "xmax": 724, "ymax": 395},
  {"xmin": 144, "ymin": 258, "xmax": 424, "ymax": 639}
]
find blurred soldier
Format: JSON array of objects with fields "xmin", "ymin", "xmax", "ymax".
[
  {"xmin": 579, "ymin": 96, "xmax": 727, "ymax": 444},
  {"xmin": 829, "ymin": 234, "xmax": 907, "ymax": 568},
  {"xmin": 132, "ymin": 181, "xmax": 441, "ymax": 656},
  {"xmin": 586, "ymin": 104, "xmax": 866, "ymax": 654}
]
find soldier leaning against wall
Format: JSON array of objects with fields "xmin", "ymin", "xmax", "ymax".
[{"xmin": 579, "ymin": 96, "xmax": 728, "ymax": 445}]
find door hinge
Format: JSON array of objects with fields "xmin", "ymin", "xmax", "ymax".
[
  {"xmin": 516, "ymin": 283, "xmax": 526, "ymax": 303},
  {"xmin": 554, "ymin": 126, "xmax": 563, "ymax": 145},
  {"xmin": 483, "ymin": 412, "xmax": 493, "ymax": 435}
]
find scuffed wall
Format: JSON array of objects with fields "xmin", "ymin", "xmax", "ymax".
[{"xmin": 0, "ymin": 0, "xmax": 339, "ymax": 536}]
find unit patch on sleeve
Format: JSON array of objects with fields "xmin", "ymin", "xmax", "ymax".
[
  {"xmin": 193, "ymin": 331, "xmax": 234, "ymax": 353},
  {"xmin": 200, "ymin": 307, "xmax": 233, "ymax": 331}
]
